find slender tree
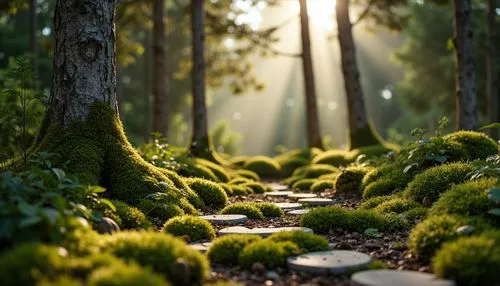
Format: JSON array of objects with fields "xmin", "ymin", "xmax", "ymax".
[
  {"xmin": 485, "ymin": 0, "xmax": 498, "ymax": 138},
  {"xmin": 29, "ymin": 0, "xmax": 38, "ymax": 86},
  {"xmin": 152, "ymin": 0, "xmax": 167, "ymax": 136},
  {"xmin": 299, "ymin": 0, "xmax": 323, "ymax": 149},
  {"xmin": 452, "ymin": 0, "xmax": 477, "ymax": 130}
]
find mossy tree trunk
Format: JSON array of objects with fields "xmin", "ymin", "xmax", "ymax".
[
  {"xmin": 335, "ymin": 0, "xmax": 382, "ymax": 150},
  {"xmin": 153, "ymin": 0, "xmax": 167, "ymax": 137},
  {"xmin": 299, "ymin": 0, "xmax": 323, "ymax": 149}
]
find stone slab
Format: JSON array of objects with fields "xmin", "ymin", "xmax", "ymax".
[
  {"xmin": 265, "ymin": 191, "xmax": 294, "ymax": 197},
  {"xmin": 199, "ymin": 214, "xmax": 248, "ymax": 225},
  {"xmin": 287, "ymin": 250, "xmax": 372, "ymax": 275},
  {"xmin": 267, "ymin": 183, "xmax": 289, "ymax": 191},
  {"xmin": 189, "ymin": 242, "xmax": 212, "ymax": 253},
  {"xmin": 286, "ymin": 209, "xmax": 311, "ymax": 216},
  {"xmin": 288, "ymin": 193, "xmax": 317, "ymax": 199},
  {"xmin": 274, "ymin": 202, "xmax": 303, "ymax": 210},
  {"xmin": 351, "ymin": 270, "xmax": 456, "ymax": 286},
  {"xmin": 298, "ymin": 198, "xmax": 335, "ymax": 206},
  {"xmin": 218, "ymin": 226, "xmax": 313, "ymax": 238}
]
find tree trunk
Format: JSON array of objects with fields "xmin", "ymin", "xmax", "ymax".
[
  {"xmin": 485, "ymin": 0, "xmax": 498, "ymax": 139},
  {"xmin": 452, "ymin": 0, "xmax": 477, "ymax": 130},
  {"xmin": 335, "ymin": 0, "xmax": 382, "ymax": 149},
  {"xmin": 299, "ymin": 0, "xmax": 323, "ymax": 149},
  {"xmin": 152, "ymin": 0, "xmax": 167, "ymax": 137},
  {"xmin": 29, "ymin": 0, "xmax": 39, "ymax": 88},
  {"xmin": 116, "ymin": 65, "xmax": 124, "ymax": 120},
  {"xmin": 143, "ymin": 29, "xmax": 152, "ymax": 142}
]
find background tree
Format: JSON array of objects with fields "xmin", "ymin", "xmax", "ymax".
[
  {"xmin": 485, "ymin": 0, "xmax": 498, "ymax": 138},
  {"xmin": 152, "ymin": 0, "xmax": 167, "ymax": 136}
]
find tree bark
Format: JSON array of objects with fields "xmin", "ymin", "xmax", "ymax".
[
  {"xmin": 299, "ymin": 0, "xmax": 323, "ymax": 149},
  {"xmin": 143, "ymin": 29, "xmax": 152, "ymax": 142},
  {"xmin": 335, "ymin": 0, "xmax": 381, "ymax": 149},
  {"xmin": 152, "ymin": 0, "xmax": 167, "ymax": 137},
  {"xmin": 485, "ymin": 0, "xmax": 498, "ymax": 139},
  {"xmin": 452, "ymin": 0, "xmax": 477, "ymax": 130},
  {"xmin": 29, "ymin": 0, "xmax": 38, "ymax": 87}
]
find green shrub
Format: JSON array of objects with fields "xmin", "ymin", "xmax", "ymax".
[
  {"xmin": 429, "ymin": 178, "xmax": 499, "ymax": 222},
  {"xmin": 335, "ymin": 166, "xmax": 370, "ymax": 194},
  {"xmin": 402, "ymin": 207, "xmax": 428, "ymax": 222},
  {"xmin": 279, "ymin": 157, "xmax": 310, "ymax": 177},
  {"xmin": 374, "ymin": 197, "xmax": 421, "ymax": 214},
  {"xmin": 87, "ymin": 263, "xmax": 169, "ymax": 286},
  {"xmin": 444, "ymin": 131, "xmax": 499, "ymax": 160},
  {"xmin": 300, "ymin": 207, "xmax": 349, "ymax": 234},
  {"xmin": 310, "ymin": 180, "xmax": 335, "ymax": 193},
  {"xmin": 241, "ymin": 182, "xmax": 267, "ymax": 194},
  {"xmin": 359, "ymin": 195, "xmax": 397, "ymax": 210},
  {"xmin": 234, "ymin": 169, "xmax": 260, "ymax": 181},
  {"xmin": 404, "ymin": 162, "xmax": 474, "ymax": 204},
  {"xmin": 137, "ymin": 200, "xmax": 184, "ymax": 221},
  {"xmin": 243, "ymin": 156, "xmax": 281, "ymax": 178},
  {"xmin": 408, "ymin": 215, "xmax": 489, "ymax": 259},
  {"xmin": 252, "ymin": 202, "xmax": 284, "ymax": 217},
  {"xmin": 207, "ymin": 235, "xmax": 261, "ymax": 266},
  {"xmin": 301, "ymin": 164, "xmax": 339, "ymax": 179},
  {"xmin": 311, "ymin": 150, "xmax": 351, "ymax": 166},
  {"xmin": 99, "ymin": 231, "xmax": 209, "ymax": 284},
  {"xmin": 184, "ymin": 178, "xmax": 228, "ymax": 209},
  {"xmin": 219, "ymin": 203, "xmax": 264, "ymax": 219},
  {"xmin": 266, "ymin": 231, "xmax": 329, "ymax": 253},
  {"xmin": 239, "ymin": 240, "xmax": 300, "ymax": 269},
  {"xmin": 111, "ymin": 200, "xmax": 152, "ymax": 229},
  {"xmin": 291, "ymin": 178, "xmax": 316, "ymax": 191},
  {"xmin": 163, "ymin": 215, "xmax": 216, "ymax": 242},
  {"xmin": 432, "ymin": 231, "xmax": 500, "ymax": 286}
]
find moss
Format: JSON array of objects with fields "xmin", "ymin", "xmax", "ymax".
[
  {"xmin": 359, "ymin": 195, "xmax": 398, "ymax": 210},
  {"xmin": 233, "ymin": 169, "xmax": 260, "ymax": 181},
  {"xmin": 266, "ymin": 231, "xmax": 329, "ymax": 253},
  {"xmin": 274, "ymin": 148, "xmax": 321, "ymax": 162},
  {"xmin": 163, "ymin": 215, "xmax": 216, "ymax": 242},
  {"xmin": 404, "ymin": 162, "xmax": 474, "ymax": 204},
  {"xmin": 429, "ymin": 178, "xmax": 499, "ymax": 223},
  {"xmin": 219, "ymin": 203, "xmax": 264, "ymax": 220},
  {"xmin": 443, "ymin": 130, "xmax": 499, "ymax": 160},
  {"xmin": 317, "ymin": 173, "xmax": 339, "ymax": 180},
  {"xmin": 334, "ymin": 166, "xmax": 370, "ymax": 194},
  {"xmin": 347, "ymin": 210, "xmax": 392, "ymax": 232},
  {"xmin": 219, "ymin": 183, "xmax": 234, "ymax": 196},
  {"xmin": 110, "ymin": 200, "xmax": 152, "ymax": 229},
  {"xmin": 228, "ymin": 177, "xmax": 253, "ymax": 185},
  {"xmin": 38, "ymin": 276, "xmax": 83, "ymax": 286},
  {"xmin": 87, "ymin": 263, "xmax": 170, "ymax": 286},
  {"xmin": 229, "ymin": 156, "xmax": 249, "ymax": 167},
  {"xmin": 432, "ymin": 231, "xmax": 500, "ymax": 286},
  {"xmin": 291, "ymin": 178, "xmax": 316, "ymax": 191},
  {"xmin": 243, "ymin": 156, "xmax": 281, "ymax": 178},
  {"xmin": 239, "ymin": 240, "xmax": 300, "ymax": 270},
  {"xmin": 362, "ymin": 178, "xmax": 401, "ymax": 199},
  {"xmin": 184, "ymin": 178, "xmax": 228, "ymax": 209},
  {"xmin": 402, "ymin": 207, "xmax": 428, "ymax": 222},
  {"xmin": 300, "ymin": 164, "xmax": 339, "ymax": 179},
  {"xmin": 194, "ymin": 158, "xmax": 230, "ymax": 183},
  {"xmin": 279, "ymin": 157, "xmax": 310, "ymax": 177},
  {"xmin": 99, "ymin": 231, "xmax": 208, "ymax": 284},
  {"xmin": 310, "ymin": 180, "xmax": 335, "ymax": 193},
  {"xmin": 374, "ymin": 197, "xmax": 421, "ymax": 214},
  {"xmin": 137, "ymin": 199, "xmax": 185, "ymax": 221},
  {"xmin": 207, "ymin": 234, "xmax": 261, "ymax": 266},
  {"xmin": 361, "ymin": 166, "xmax": 413, "ymax": 199},
  {"xmin": 241, "ymin": 182, "xmax": 267, "ymax": 194},
  {"xmin": 229, "ymin": 184, "xmax": 249, "ymax": 195},
  {"xmin": 408, "ymin": 215, "xmax": 490, "ymax": 260},
  {"xmin": 178, "ymin": 163, "xmax": 219, "ymax": 182},
  {"xmin": 300, "ymin": 207, "xmax": 349, "ymax": 234},
  {"xmin": 347, "ymin": 123, "xmax": 385, "ymax": 150},
  {"xmin": 311, "ymin": 149, "xmax": 351, "ymax": 166},
  {"xmin": 252, "ymin": 202, "xmax": 284, "ymax": 217},
  {"xmin": 348, "ymin": 144, "xmax": 398, "ymax": 160},
  {"xmin": 160, "ymin": 169, "xmax": 205, "ymax": 209},
  {"xmin": 282, "ymin": 176, "xmax": 303, "ymax": 187}
]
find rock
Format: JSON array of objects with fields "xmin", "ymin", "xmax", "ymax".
[
  {"xmin": 365, "ymin": 242, "xmax": 382, "ymax": 250},
  {"xmin": 286, "ymin": 209, "xmax": 311, "ymax": 216},
  {"xmin": 189, "ymin": 242, "xmax": 212, "ymax": 253},
  {"xmin": 252, "ymin": 262, "xmax": 266, "ymax": 273},
  {"xmin": 218, "ymin": 226, "xmax": 314, "ymax": 238},
  {"xmin": 97, "ymin": 217, "xmax": 120, "ymax": 234},
  {"xmin": 347, "ymin": 239, "xmax": 357, "ymax": 244},
  {"xmin": 265, "ymin": 191, "xmax": 294, "ymax": 197},
  {"xmin": 199, "ymin": 214, "xmax": 248, "ymax": 225},
  {"xmin": 390, "ymin": 242, "xmax": 407, "ymax": 251},
  {"xmin": 351, "ymin": 270, "xmax": 455, "ymax": 286},
  {"xmin": 267, "ymin": 184, "xmax": 289, "ymax": 191},
  {"xmin": 288, "ymin": 193, "xmax": 318, "ymax": 200},
  {"xmin": 287, "ymin": 250, "xmax": 372, "ymax": 275},
  {"xmin": 274, "ymin": 202, "xmax": 303, "ymax": 210},
  {"xmin": 266, "ymin": 271, "xmax": 280, "ymax": 281},
  {"xmin": 298, "ymin": 198, "xmax": 335, "ymax": 206}
]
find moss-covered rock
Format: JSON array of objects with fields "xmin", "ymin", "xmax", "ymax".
[
  {"xmin": 233, "ymin": 169, "xmax": 260, "ymax": 181},
  {"xmin": 184, "ymin": 178, "xmax": 228, "ymax": 209},
  {"xmin": 243, "ymin": 156, "xmax": 281, "ymax": 178},
  {"xmin": 310, "ymin": 180, "xmax": 335, "ymax": 193},
  {"xmin": 219, "ymin": 183, "xmax": 234, "ymax": 196},
  {"xmin": 374, "ymin": 197, "xmax": 421, "ymax": 214},
  {"xmin": 443, "ymin": 130, "xmax": 499, "ymax": 160},
  {"xmin": 228, "ymin": 177, "xmax": 253, "ymax": 185},
  {"xmin": 266, "ymin": 231, "xmax": 329, "ymax": 253},
  {"xmin": 239, "ymin": 240, "xmax": 300, "ymax": 270},
  {"xmin": 311, "ymin": 150, "xmax": 351, "ymax": 166},
  {"xmin": 252, "ymin": 202, "xmax": 284, "ymax": 217},
  {"xmin": 194, "ymin": 158, "xmax": 230, "ymax": 183},
  {"xmin": 291, "ymin": 178, "xmax": 316, "ymax": 191},
  {"xmin": 110, "ymin": 200, "xmax": 152, "ymax": 229},
  {"xmin": 163, "ymin": 215, "xmax": 216, "ymax": 242},
  {"xmin": 229, "ymin": 184, "xmax": 249, "ymax": 195},
  {"xmin": 229, "ymin": 156, "xmax": 249, "ymax": 167},
  {"xmin": 241, "ymin": 182, "xmax": 268, "ymax": 194},
  {"xmin": 362, "ymin": 178, "xmax": 402, "ymax": 199},
  {"xmin": 335, "ymin": 166, "xmax": 370, "ymax": 194},
  {"xmin": 278, "ymin": 157, "xmax": 310, "ymax": 177},
  {"xmin": 359, "ymin": 195, "xmax": 398, "ymax": 210},
  {"xmin": 299, "ymin": 164, "xmax": 339, "ymax": 179},
  {"xmin": 207, "ymin": 234, "xmax": 261, "ymax": 266},
  {"xmin": 87, "ymin": 263, "xmax": 170, "ymax": 286},
  {"xmin": 300, "ymin": 207, "xmax": 349, "ymax": 234},
  {"xmin": 219, "ymin": 203, "xmax": 264, "ymax": 220},
  {"xmin": 137, "ymin": 200, "xmax": 185, "ymax": 221}
]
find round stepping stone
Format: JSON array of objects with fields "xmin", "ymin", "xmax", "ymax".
[
  {"xmin": 267, "ymin": 183, "xmax": 289, "ymax": 191},
  {"xmin": 299, "ymin": 198, "xmax": 335, "ymax": 206},
  {"xmin": 351, "ymin": 270, "xmax": 456, "ymax": 286},
  {"xmin": 287, "ymin": 209, "xmax": 311, "ymax": 216},
  {"xmin": 218, "ymin": 226, "xmax": 313, "ymax": 238},
  {"xmin": 287, "ymin": 250, "xmax": 372, "ymax": 275},
  {"xmin": 199, "ymin": 214, "xmax": 248, "ymax": 225},
  {"xmin": 265, "ymin": 191, "xmax": 294, "ymax": 197},
  {"xmin": 189, "ymin": 242, "xmax": 212, "ymax": 253},
  {"xmin": 274, "ymin": 202, "xmax": 303, "ymax": 210},
  {"xmin": 288, "ymin": 193, "xmax": 317, "ymax": 199}
]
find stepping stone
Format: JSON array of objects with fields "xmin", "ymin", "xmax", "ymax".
[
  {"xmin": 267, "ymin": 183, "xmax": 289, "ymax": 191},
  {"xmin": 299, "ymin": 198, "xmax": 335, "ymax": 206},
  {"xmin": 265, "ymin": 191, "xmax": 294, "ymax": 197},
  {"xmin": 199, "ymin": 214, "xmax": 248, "ymax": 225},
  {"xmin": 218, "ymin": 226, "xmax": 313, "ymax": 238},
  {"xmin": 288, "ymin": 193, "xmax": 317, "ymax": 199},
  {"xmin": 287, "ymin": 209, "xmax": 310, "ymax": 215},
  {"xmin": 274, "ymin": 202, "xmax": 302, "ymax": 210},
  {"xmin": 189, "ymin": 242, "xmax": 212, "ymax": 253},
  {"xmin": 351, "ymin": 270, "xmax": 456, "ymax": 286},
  {"xmin": 287, "ymin": 250, "xmax": 372, "ymax": 275}
]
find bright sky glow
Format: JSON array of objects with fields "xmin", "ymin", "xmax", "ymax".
[
  {"xmin": 224, "ymin": 37, "xmax": 235, "ymax": 48},
  {"xmin": 381, "ymin": 88, "xmax": 393, "ymax": 100},
  {"xmin": 496, "ymin": 8, "xmax": 500, "ymax": 15},
  {"xmin": 233, "ymin": 112, "xmax": 242, "ymax": 120},
  {"xmin": 328, "ymin": 101, "xmax": 338, "ymax": 110},
  {"xmin": 232, "ymin": 0, "xmax": 266, "ymax": 30},
  {"xmin": 292, "ymin": 0, "xmax": 336, "ymax": 31},
  {"xmin": 42, "ymin": 27, "xmax": 51, "ymax": 36}
]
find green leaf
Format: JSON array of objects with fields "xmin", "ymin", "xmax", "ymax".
[
  {"xmin": 99, "ymin": 198, "xmax": 116, "ymax": 212},
  {"xmin": 88, "ymin": 186, "xmax": 106, "ymax": 193},
  {"xmin": 488, "ymin": 208, "xmax": 500, "ymax": 216},
  {"xmin": 41, "ymin": 208, "xmax": 60, "ymax": 225},
  {"xmin": 19, "ymin": 216, "xmax": 43, "ymax": 228},
  {"xmin": 18, "ymin": 202, "xmax": 37, "ymax": 216},
  {"xmin": 486, "ymin": 187, "xmax": 500, "ymax": 203},
  {"xmin": 51, "ymin": 168, "xmax": 66, "ymax": 181},
  {"xmin": 434, "ymin": 155, "xmax": 448, "ymax": 163},
  {"xmin": 479, "ymin": 122, "xmax": 500, "ymax": 130}
]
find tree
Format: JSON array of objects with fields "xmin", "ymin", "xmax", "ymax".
[
  {"xmin": 29, "ymin": 0, "xmax": 38, "ymax": 85},
  {"xmin": 299, "ymin": 0, "xmax": 323, "ymax": 149},
  {"xmin": 485, "ymin": 0, "xmax": 498, "ymax": 138},
  {"xmin": 152, "ymin": 0, "xmax": 167, "ymax": 136},
  {"xmin": 452, "ymin": 0, "xmax": 477, "ymax": 130}
]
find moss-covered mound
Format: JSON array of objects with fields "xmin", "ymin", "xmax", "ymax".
[
  {"xmin": 219, "ymin": 203, "xmax": 264, "ymax": 220},
  {"xmin": 184, "ymin": 178, "xmax": 228, "ymax": 209},
  {"xmin": 233, "ymin": 169, "xmax": 260, "ymax": 181},
  {"xmin": 374, "ymin": 197, "xmax": 421, "ymax": 214},
  {"xmin": 239, "ymin": 240, "xmax": 300, "ymax": 270},
  {"xmin": 229, "ymin": 156, "xmax": 249, "ymax": 167},
  {"xmin": 137, "ymin": 200, "xmax": 185, "ymax": 221},
  {"xmin": 348, "ymin": 144, "xmax": 398, "ymax": 160},
  {"xmin": 252, "ymin": 202, "xmax": 284, "ymax": 217},
  {"xmin": 266, "ymin": 231, "xmax": 329, "ymax": 253},
  {"xmin": 361, "ymin": 166, "xmax": 413, "ymax": 199},
  {"xmin": 110, "ymin": 200, "xmax": 152, "ymax": 230},
  {"xmin": 402, "ymin": 207, "xmax": 429, "ymax": 222},
  {"xmin": 229, "ymin": 184, "xmax": 250, "ymax": 195},
  {"xmin": 87, "ymin": 263, "xmax": 170, "ymax": 286},
  {"xmin": 278, "ymin": 157, "xmax": 310, "ymax": 177},
  {"xmin": 311, "ymin": 150, "xmax": 351, "ymax": 166},
  {"xmin": 443, "ymin": 130, "xmax": 499, "ymax": 160},
  {"xmin": 243, "ymin": 156, "xmax": 281, "ymax": 178},
  {"xmin": 404, "ymin": 162, "xmax": 474, "ymax": 204},
  {"xmin": 432, "ymin": 231, "xmax": 500, "ymax": 286},
  {"xmin": 163, "ymin": 215, "xmax": 215, "ymax": 242},
  {"xmin": 297, "ymin": 164, "xmax": 339, "ymax": 179},
  {"xmin": 178, "ymin": 163, "xmax": 219, "ymax": 182},
  {"xmin": 334, "ymin": 166, "xmax": 370, "ymax": 194},
  {"xmin": 194, "ymin": 158, "xmax": 231, "ymax": 183},
  {"xmin": 219, "ymin": 183, "xmax": 234, "ymax": 196},
  {"xmin": 291, "ymin": 178, "xmax": 316, "ymax": 191},
  {"xmin": 300, "ymin": 207, "xmax": 349, "ymax": 234},
  {"xmin": 207, "ymin": 234, "xmax": 261, "ymax": 266},
  {"xmin": 310, "ymin": 180, "xmax": 335, "ymax": 193},
  {"xmin": 228, "ymin": 177, "xmax": 253, "ymax": 185},
  {"xmin": 241, "ymin": 182, "xmax": 268, "ymax": 194},
  {"xmin": 359, "ymin": 195, "xmax": 398, "ymax": 210},
  {"xmin": 160, "ymin": 169, "xmax": 205, "ymax": 209}
]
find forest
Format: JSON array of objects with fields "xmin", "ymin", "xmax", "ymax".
[{"xmin": 0, "ymin": 0, "xmax": 499, "ymax": 285}]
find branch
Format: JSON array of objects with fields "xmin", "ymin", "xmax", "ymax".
[{"xmin": 351, "ymin": 0, "xmax": 376, "ymax": 27}]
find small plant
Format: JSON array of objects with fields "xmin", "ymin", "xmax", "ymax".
[
  {"xmin": 163, "ymin": 215, "xmax": 215, "ymax": 242},
  {"xmin": 467, "ymin": 154, "xmax": 500, "ymax": 180},
  {"xmin": 239, "ymin": 240, "xmax": 300, "ymax": 269},
  {"xmin": 266, "ymin": 231, "xmax": 329, "ymax": 253},
  {"xmin": 184, "ymin": 178, "xmax": 228, "ymax": 209},
  {"xmin": 252, "ymin": 202, "xmax": 284, "ymax": 217},
  {"xmin": 219, "ymin": 203, "xmax": 264, "ymax": 219},
  {"xmin": 207, "ymin": 234, "xmax": 261, "ymax": 266},
  {"xmin": 137, "ymin": 133, "xmax": 185, "ymax": 171}
]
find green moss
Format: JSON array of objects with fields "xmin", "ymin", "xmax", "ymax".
[
  {"xmin": 241, "ymin": 182, "xmax": 267, "ymax": 194},
  {"xmin": 87, "ymin": 263, "xmax": 170, "ymax": 286},
  {"xmin": 252, "ymin": 202, "xmax": 284, "ymax": 217},
  {"xmin": 291, "ymin": 178, "xmax": 316, "ymax": 191},
  {"xmin": 110, "ymin": 200, "xmax": 152, "ymax": 229},
  {"xmin": 300, "ymin": 207, "xmax": 349, "ymax": 234},
  {"xmin": 233, "ymin": 169, "xmax": 260, "ymax": 181},
  {"xmin": 137, "ymin": 200, "xmax": 185, "ymax": 221},
  {"xmin": 432, "ymin": 231, "xmax": 500, "ymax": 286},
  {"xmin": 374, "ymin": 197, "xmax": 421, "ymax": 214},
  {"xmin": 347, "ymin": 123, "xmax": 385, "ymax": 150},
  {"xmin": 184, "ymin": 178, "xmax": 228, "ymax": 209},
  {"xmin": 178, "ymin": 163, "xmax": 219, "ymax": 182},
  {"xmin": 207, "ymin": 234, "xmax": 261, "ymax": 266},
  {"xmin": 194, "ymin": 158, "xmax": 230, "ymax": 183},
  {"xmin": 239, "ymin": 240, "xmax": 300, "ymax": 270},
  {"xmin": 163, "ymin": 215, "xmax": 216, "ymax": 242},
  {"xmin": 243, "ymin": 156, "xmax": 281, "ymax": 178},
  {"xmin": 279, "ymin": 157, "xmax": 310, "ymax": 177},
  {"xmin": 347, "ymin": 210, "xmax": 391, "ymax": 233},
  {"xmin": 274, "ymin": 148, "xmax": 321, "ymax": 162},
  {"xmin": 282, "ymin": 176, "xmax": 303, "ymax": 187},
  {"xmin": 37, "ymin": 276, "xmax": 83, "ymax": 286},
  {"xmin": 228, "ymin": 177, "xmax": 253, "ymax": 185},
  {"xmin": 229, "ymin": 184, "xmax": 249, "ymax": 195},
  {"xmin": 444, "ymin": 130, "xmax": 499, "ymax": 160},
  {"xmin": 300, "ymin": 164, "xmax": 339, "ymax": 179},
  {"xmin": 219, "ymin": 183, "xmax": 234, "ymax": 196},
  {"xmin": 362, "ymin": 178, "xmax": 401, "ymax": 199},
  {"xmin": 408, "ymin": 215, "xmax": 490, "ymax": 260},
  {"xmin": 219, "ymin": 203, "xmax": 264, "ymax": 220},
  {"xmin": 348, "ymin": 144, "xmax": 398, "ymax": 160},
  {"xmin": 404, "ymin": 162, "xmax": 474, "ymax": 204},
  {"xmin": 317, "ymin": 173, "xmax": 339, "ymax": 180},
  {"xmin": 310, "ymin": 180, "xmax": 335, "ymax": 193},
  {"xmin": 334, "ymin": 166, "xmax": 370, "ymax": 194},
  {"xmin": 266, "ymin": 231, "xmax": 329, "ymax": 253},
  {"xmin": 361, "ymin": 166, "xmax": 413, "ymax": 199},
  {"xmin": 311, "ymin": 150, "xmax": 351, "ymax": 166},
  {"xmin": 402, "ymin": 207, "xmax": 428, "ymax": 222},
  {"xmin": 160, "ymin": 169, "xmax": 205, "ymax": 209},
  {"xmin": 359, "ymin": 195, "xmax": 398, "ymax": 210},
  {"xmin": 229, "ymin": 156, "xmax": 249, "ymax": 167},
  {"xmin": 99, "ymin": 231, "xmax": 208, "ymax": 284}
]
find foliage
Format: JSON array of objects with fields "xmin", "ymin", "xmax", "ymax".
[
  {"xmin": 311, "ymin": 150, "xmax": 351, "ymax": 167},
  {"xmin": 374, "ymin": 197, "xmax": 421, "ymax": 214},
  {"xmin": 239, "ymin": 240, "xmax": 300, "ymax": 270},
  {"xmin": 184, "ymin": 178, "xmax": 228, "ymax": 209},
  {"xmin": 110, "ymin": 200, "xmax": 151, "ymax": 230},
  {"xmin": 136, "ymin": 134, "xmax": 185, "ymax": 171},
  {"xmin": 87, "ymin": 263, "xmax": 170, "ymax": 286},
  {"xmin": 243, "ymin": 156, "xmax": 281, "ymax": 178},
  {"xmin": 310, "ymin": 180, "xmax": 335, "ymax": 193},
  {"xmin": 207, "ymin": 234, "xmax": 261, "ymax": 266},
  {"xmin": 219, "ymin": 203, "xmax": 264, "ymax": 220},
  {"xmin": 266, "ymin": 231, "xmax": 329, "ymax": 253},
  {"xmin": 467, "ymin": 153, "xmax": 500, "ymax": 180},
  {"xmin": 163, "ymin": 215, "xmax": 216, "ymax": 242},
  {"xmin": 251, "ymin": 202, "xmax": 284, "ymax": 217},
  {"xmin": 291, "ymin": 178, "xmax": 316, "ymax": 191},
  {"xmin": 334, "ymin": 166, "xmax": 370, "ymax": 194}
]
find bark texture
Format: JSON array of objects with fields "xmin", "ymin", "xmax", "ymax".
[
  {"xmin": 47, "ymin": 0, "xmax": 117, "ymax": 127},
  {"xmin": 30, "ymin": 0, "xmax": 39, "ymax": 84},
  {"xmin": 152, "ymin": 0, "xmax": 167, "ymax": 136},
  {"xmin": 299, "ymin": 0, "xmax": 323, "ymax": 149},
  {"xmin": 486, "ymin": 0, "xmax": 498, "ymax": 139},
  {"xmin": 452, "ymin": 0, "xmax": 477, "ymax": 130}
]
